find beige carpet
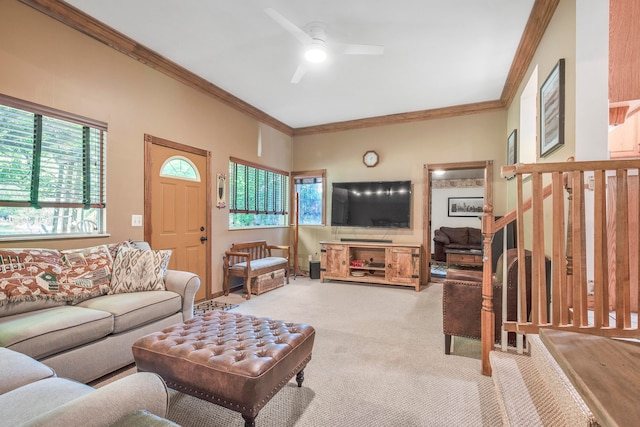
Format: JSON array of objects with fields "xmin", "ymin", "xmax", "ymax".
[{"xmin": 96, "ymin": 278, "xmax": 502, "ymax": 426}]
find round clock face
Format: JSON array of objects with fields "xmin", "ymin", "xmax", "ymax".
[{"xmin": 363, "ymin": 150, "xmax": 379, "ymax": 167}]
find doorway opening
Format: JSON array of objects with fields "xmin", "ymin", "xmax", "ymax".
[{"xmin": 423, "ymin": 161, "xmax": 493, "ymax": 283}]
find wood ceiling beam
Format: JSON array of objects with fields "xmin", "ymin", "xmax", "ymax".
[{"xmin": 19, "ymin": 0, "xmax": 558, "ymax": 137}]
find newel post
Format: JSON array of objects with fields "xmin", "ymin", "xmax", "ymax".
[{"xmin": 481, "ymin": 204, "xmax": 495, "ymax": 376}]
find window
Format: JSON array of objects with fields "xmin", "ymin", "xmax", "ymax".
[
  {"xmin": 160, "ymin": 156, "xmax": 200, "ymax": 181},
  {"xmin": 292, "ymin": 170, "xmax": 326, "ymax": 225},
  {"xmin": 228, "ymin": 157, "xmax": 289, "ymax": 228},
  {"xmin": 0, "ymin": 94, "xmax": 106, "ymax": 238}
]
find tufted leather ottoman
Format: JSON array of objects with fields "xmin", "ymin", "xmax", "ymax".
[{"xmin": 132, "ymin": 311, "xmax": 315, "ymax": 427}]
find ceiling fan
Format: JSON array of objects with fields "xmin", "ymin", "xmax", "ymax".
[{"xmin": 265, "ymin": 8, "xmax": 384, "ymax": 84}]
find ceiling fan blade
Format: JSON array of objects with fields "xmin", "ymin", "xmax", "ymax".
[
  {"xmin": 290, "ymin": 63, "xmax": 308, "ymax": 84},
  {"xmin": 335, "ymin": 43, "xmax": 385, "ymax": 56},
  {"xmin": 264, "ymin": 8, "xmax": 312, "ymax": 45}
]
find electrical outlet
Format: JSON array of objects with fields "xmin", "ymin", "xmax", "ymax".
[{"xmin": 131, "ymin": 215, "xmax": 143, "ymax": 227}]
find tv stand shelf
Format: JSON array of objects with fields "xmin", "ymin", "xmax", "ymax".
[{"xmin": 320, "ymin": 241, "xmax": 422, "ymax": 291}]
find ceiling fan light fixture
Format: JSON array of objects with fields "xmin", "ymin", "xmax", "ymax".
[{"xmin": 304, "ymin": 42, "xmax": 327, "ymax": 63}]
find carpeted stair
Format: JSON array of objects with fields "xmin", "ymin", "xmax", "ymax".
[{"xmin": 490, "ymin": 335, "xmax": 598, "ymax": 426}]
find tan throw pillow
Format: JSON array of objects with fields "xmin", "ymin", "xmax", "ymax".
[{"xmin": 109, "ymin": 248, "xmax": 172, "ymax": 294}]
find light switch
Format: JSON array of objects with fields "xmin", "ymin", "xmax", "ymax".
[{"xmin": 131, "ymin": 215, "xmax": 143, "ymax": 227}]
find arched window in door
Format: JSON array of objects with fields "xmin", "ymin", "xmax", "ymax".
[{"xmin": 160, "ymin": 156, "xmax": 201, "ymax": 181}]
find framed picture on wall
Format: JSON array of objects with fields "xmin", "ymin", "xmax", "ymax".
[
  {"xmin": 448, "ymin": 197, "xmax": 484, "ymax": 217},
  {"xmin": 540, "ymin": 59, "xmax": 565, "ymax": 157},
  {"xmin": 507, "ymin": 129, "xmax": 517, "ymax": 167}
]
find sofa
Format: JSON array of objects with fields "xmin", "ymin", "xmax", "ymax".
[
  {"xmin": 0, "ymin": 346, "xmax": 174, "ymax": 426},
  {"xmin": 0, "ymin": 241, "xmax": 200, "ymax": 384},
  {"xmin": 432, "ymin": 226, "xmax": 483, "ymax": 262}
]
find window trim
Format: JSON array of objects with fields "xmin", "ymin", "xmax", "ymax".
[
  {"xmin": 291, "ymin": 169, "xmax": 326, "ymax": 226},
  {"xmin": 0, "ymin": 93, "xmax": 107, "ymax": 237},
  {"xmin": 0, "ymin": 93, "xmax": 107, "ymax": 131}
]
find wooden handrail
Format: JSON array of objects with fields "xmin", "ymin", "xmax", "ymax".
[{"xmin": 481, "ymin": 158, "xmax": 640, "ymax": 376}]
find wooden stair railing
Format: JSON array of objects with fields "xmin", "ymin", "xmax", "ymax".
[{"xmin": 480, "ymin": 159, "xmax": 640, "ymax": 376}]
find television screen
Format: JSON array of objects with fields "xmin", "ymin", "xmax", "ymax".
[{"xmin": 331, "ymin": 181, "xmax": 411, "ymax": 228}]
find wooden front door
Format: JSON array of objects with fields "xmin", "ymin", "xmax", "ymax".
[{"xmin": 145, "ymin": 135, "xmax": 211, "ymax": 302}]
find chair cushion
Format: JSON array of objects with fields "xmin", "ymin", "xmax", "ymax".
[
  {"xmin": 0, "ymin": 306, "xmax": 114, "ymax": 359},
  {"xmin": 77, "ymin": 291, "xmax": 181, "ymax": 334},
  {"xmin": 230, "ymin": 256, "xmax": 287, "ymax": 271}
]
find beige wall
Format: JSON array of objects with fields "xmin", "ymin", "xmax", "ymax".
[
  {"xmin": 506, "ymin": 0, "xmax": 577, "ymax": 166},
  {"xmin": 1, "ymin": 1, "xmax": 586, "ymax": 287},
  {"xmin": 0, "ymin": 2, "xmax": 291, "ymax": 295},
  {"xmin": 505, "ymin": 0, "xmax": 577, "ymax": 252},
  {"xmin": 292, "ymin": 111, "xmax": 507, "ymax": 268}
]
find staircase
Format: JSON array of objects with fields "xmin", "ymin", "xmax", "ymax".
[
  {"xmin": 491, "ymin": 334, "xmax": 598, "ymax": 426},
  {"xmin": 492, "ymin": 329, "xmax": 640, "ymax": 426}
]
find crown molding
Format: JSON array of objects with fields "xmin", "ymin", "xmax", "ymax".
[
  {"xmin": 292, "ymin": 100, "xmax": 505, "ymax": 136},
  {"xmin": 500, "ymin": 0, "xmax": 560, "ymax": 107},
  {"xmin": 19, "ymin": 0, "xmax": 294, "ymax": 136},
  {"xmin": 19, "ymin": 0, "xmax": 558, "ymax": 137}
]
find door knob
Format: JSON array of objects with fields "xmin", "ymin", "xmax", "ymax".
[{"xmin": 200, "ymin": 236, "xmax": 208, "ymax": 242}]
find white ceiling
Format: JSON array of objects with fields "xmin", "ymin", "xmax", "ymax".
[{"xmin": 64, "ymin": 0, "xmax": 534, "ymax": 129}]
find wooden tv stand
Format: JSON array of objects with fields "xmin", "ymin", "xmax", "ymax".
[{"xmin": 319, "ymin": 241, "xmax": 422, "ymax": 291}]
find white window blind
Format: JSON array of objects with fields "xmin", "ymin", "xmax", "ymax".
[{"xmin": 0, "ymin": 96, "xmax": 106, "ymax": 210}]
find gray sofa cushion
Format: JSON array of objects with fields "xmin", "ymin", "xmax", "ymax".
[
  {"xmin": 0, "ymin": 377, "xmax": 93, "ymax": 426},
  {"xmin": 0, "ymin": 306, "xmax": 114, "ymax": 359},
  {"xmin": 0, "ymin": 299, "xmax": 67, "ymax": 317},
  {"xmin": 0, "ymin": 347, "xmax": 56, "ymax": 395},
  {"xmin": 76, "ymin": 291, "xmax": 182, "ymax": 334}
]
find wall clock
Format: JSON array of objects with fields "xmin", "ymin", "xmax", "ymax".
[{"xmin": 363, "ymin": 150, "xmax": 379, "ymax": 167}]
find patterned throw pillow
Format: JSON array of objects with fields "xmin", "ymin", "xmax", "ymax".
[
  {"xmin": 109, "ymin": 248, "xmax": 172, "ymax": 294},
  {"xmin": 60, "ymin": 245, "xmax": 114, "ymax": 288},
  {"xmin": 0, "ymin": 247, "xmax": 111, "ymax": 305}
]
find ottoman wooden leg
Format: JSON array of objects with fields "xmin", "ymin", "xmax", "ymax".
[
  {"xmin": 296, "ymin": 369, "xmax": 305, "ymax": 387},
  {"xmin": 444, "ymin": 334, "xmax": 452, "ymax": 355},
  {"xmin": 242, "ymin": 414, "xmax": 256, "ymax": 427}
]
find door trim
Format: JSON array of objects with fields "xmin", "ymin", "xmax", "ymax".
[
  {"xmin": 144, "ymin": 134, "xmax": 212, "ymax": 300},
  {"xmin": 423, "ymin": 160, "xmax": 493, "ymax": 283}
]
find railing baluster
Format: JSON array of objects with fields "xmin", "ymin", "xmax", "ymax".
[
  {"xmin": 516, "ymin": 174, "xmax": 527, "ymax": 325},
  {"xmin": 593, "ymin": 169, "xmax": 608, "ymax": 328},
  {"xmin": 615, "ymin": 169, "xmax": 631, "ymax": 329},
  {"xmin": 551, "ymin": 171, "xmax": 565, "ymax": 326},
  {"xmin": 531, "ymin": 171, "xmax": 544, "ymax": 325},
  {"xmin": 571, "ymin": 170, "xmax": 588, "ymax": 327}
]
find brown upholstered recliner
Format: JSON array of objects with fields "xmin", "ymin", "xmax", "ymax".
[{"xmin": 442, "ymin": 248, "xmax": 548, "ymax": 354}]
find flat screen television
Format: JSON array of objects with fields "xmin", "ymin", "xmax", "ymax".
[{"xmin": 331, "ymin": 181, "xmax": 411, "ymax": 228}]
